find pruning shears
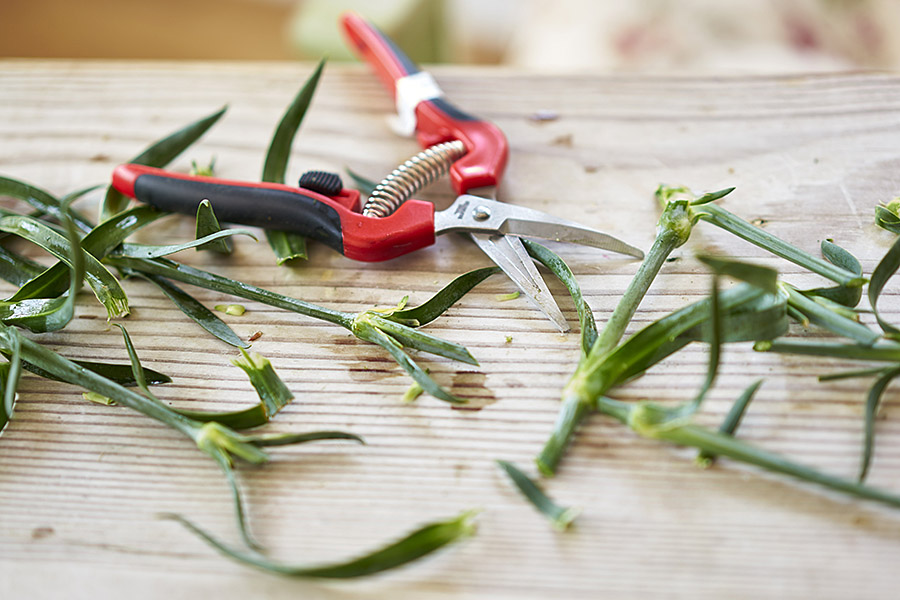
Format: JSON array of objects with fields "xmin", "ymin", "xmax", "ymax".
[{"xmin": 111, "ymin": 12, "xmax": 643, "ymax": 331}]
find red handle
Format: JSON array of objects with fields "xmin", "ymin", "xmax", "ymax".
[
  {"xmin": 340, "ymin": 11, "xmax": 509, "ymax": 195},
  {"xmin": 112, "ymin": 164, "xmax": 436, "ymax": 262}
]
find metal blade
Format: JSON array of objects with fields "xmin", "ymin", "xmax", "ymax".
[
  {"xmin": 435, "ymin": 195, "xmax": 644, "ymax": 259},
  {"xmin": 470, "ymin": 232, "xmax": 570, "ymax": 332}
]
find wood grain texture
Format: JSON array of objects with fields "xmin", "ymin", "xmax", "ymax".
[{"xmin": 2, "ymin": 61, "xmax": 900, "ymax": 599}]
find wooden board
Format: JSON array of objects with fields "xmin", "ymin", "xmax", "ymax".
[{"xmin": 2, "ymin": 61, "xmax": 900, "ymax": 599}]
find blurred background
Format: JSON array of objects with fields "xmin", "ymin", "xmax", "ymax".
[{"xmin": 2, "ymin": 0, "xmax": 898, "ymax": 73}]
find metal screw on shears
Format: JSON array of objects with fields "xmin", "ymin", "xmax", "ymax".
[
  {"xmin": 472, "ymin": 205, "xmax": 491, "ymax": 221},
  {"xmin": 363, "ymin": 140, "xmax": 466, "ymax": 217}
]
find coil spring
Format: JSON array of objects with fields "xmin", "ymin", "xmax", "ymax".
[{"xmin": 362, "ymin": 140, "xmax": 467, "ymax": 218}]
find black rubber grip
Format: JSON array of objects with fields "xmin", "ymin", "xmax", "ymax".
[{"xmin": 133, "ymin": 174, "xmax": 345, "ymax": 254}]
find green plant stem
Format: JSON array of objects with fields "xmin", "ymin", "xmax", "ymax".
[
  {"xmin": 597, "ymin": 397, "xmax": 900, "ymax": 509},
  {"xmin": 535, "ymin": 391, "xmax": 590, "ymax": 476},
  {"xmin": 536, "ymin": 215, "xmax": 687, "ymax": 476},
  {"xmin": 695, "ymin": 204, "xmax": 864, "ymax": 287},
  {"xmin": 590, "ymin": 227, "xmax": 684, "ymax": 360},
  {"xmin": 106, "ymin": 256, "xmax": 350, "ymax": 327}
]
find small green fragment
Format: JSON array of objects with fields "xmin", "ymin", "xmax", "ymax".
[
  {"xmin": 402, "ymin": 379, "xmax": 425, "ymax": 403},
  {"xmin": 190, "ymin": 158, "xmax": 216, "ymax": 177},
  {"xmin": 215, "ymin": 304, "xmax": 246, "ymax": 316},
  {"xmin": 495, "ymin": 291, "xmax": 520, "ymax": 302},
  {"xmin": 83, "ymin": 391, "xmax": 115, "ymax": 405},
  {"xmin": 505, "ymin": 336, "xmax": 513, "ymax": 344}
]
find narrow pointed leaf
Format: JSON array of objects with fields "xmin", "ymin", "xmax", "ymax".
[
  {"xmin": 353, "ymin": 319, "xmax": 463, "ymax": 404},
  {"xmin": 366, "ymin": 313, "xmax": 478, "ymax": 365},
  {"xmin": 101, "ymin": 106, "xmax": 227, "ymax": 220},
  {"xmin": 16, "ymin": 358, "xmax": 171, "ymax": 387},
  {"xmin": 0, "ymin": 214, "xmax": 129, "ymax": 318},
  {"xmin": 803, "ymin": 240, "xmax": 864, "ymax": 306},
  {"xmin": 783, "ymin": 284, "xmax": 879, "ymax": 345},
  {"xmin": 524, "ymin": 240, "xmax": 598, "ymax": 357},
  {"xmin": 163, "ymin": 510, "xmax": 477, "ymax": 578},
  {"xmin": 695, "ymin": 203, "xmax": 865, "ymax": 287},
  {"xmin": 390, "ymin": 266, "xmax": 501, "ymax": 327},
  {"xmin": 0, "ymin": 335, "xmax": 21, "ymax": 434},
  {"xmin": 875, "ymin": 204, "xmax": 900, "ymax": 235},
  {"xmin": 133, "ymin": 272, "xmax": 248, "ymax": 348},
  {"xmin": 195, "ymin": 200, "xmax": 233, "ymax": 254},
  {"xmin": 0, "ymin": 175, "xmax": 94, "ymax": 234},
  {"xmin": 697, "ymin": 379, "xmax": 763, "ymax": 466},
  {"xmin": 598, "ymin": 397, "xmax": 900, "ymax": 510},
  {"xmin": 0, "ymin": 245, "xmax": 45, "ymax": 286},
  {"xmin": 10, "ymin": 205, "xmax": 165, "ymax": 302},
  {"xmin": 497, "ymin": 460, "xmax": 580, "ymax": 531},
  {"xmin": 260, "ymin": 59, "xmax": 326, "ymax": 263},
  {"xmin": 756, "ymin": 339, "xmax": 900, "ymax": 361},
  {"xmin": 868, "ymin": 235, "xmax": 900, "ymax": 339},
  {"xmin": 860, "ymin": 366, "xmax": 900, "ymax": 483},
  {"xmin": 117, "ymin": 228, "xmax": 256, "ymax": 259}
]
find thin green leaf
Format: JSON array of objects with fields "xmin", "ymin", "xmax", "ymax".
[
  {"xmin": 260, "ymin": 59, "xmax": 326, "ymax": 264},
  {"xmin": 818, "ymin": 367, "xmax": 890, "ymax": 382},
  {"xmin": 868, "ymin": 235, "xmax": 900, "ymax": 339},
  {"xmin": 524, "ymin": 240, "xmax": 598, "ymax": 357},
  {"xmin": 390, "ymin": 266, "xmax": 501, "ymax": 327},
  {"xmin": 696, "ymin": 255, "xmax": 778, "ymax": 295},
  {"xmin": 803, "ymin": 240, "xmax": 864, "ymax": 307},
  {"xmin": 106, "ymin": 255, "xmax": 348, "ymax": 326},
  {"xmin": 263, "ymin": 231, "xmax": 308, "ymax": 264},
  {"xmin": 695, "ymin": 203, "xmax": 865, "ymax": 288},
  {"xmin": 364, "ymin": 313, "xmax": 477, "ymax": 365},
  {"xmin": 0, "ymin": 214, "xmax": 129, "ymax": 319},
  {"xmin": 231, "ymin": 349, "xmax": 293, "ymax": 418},
  {"xmin": 10, "ymin": 205, "xmax": 164, "ymax": 303},
  {"xmin": 162, "ymin": 510, "xmax": 477, "ymax": 578},
  {"xmin": 262, "ymin": 59, "xmax": 325, "ymax": 185},
  {"xmin": 782, "ymin": 284, "xmax": 879, "ymax": 346},
  {"xmin": 101, "ymin": 106, "xmax": 227, "ymax": 221},
  {"xmin": 117, "ymin": 228, "xmax": 256, "ymax": 259},
  {"xmin": 598, "ymin": 397, "xmax": 900, "ymax": 511},
  {"xmin": 860, "ymin": 366, "xmax": 900, "ymax": 483},
  {"xmin": 0, "ymin": 335, "xmax": 21, "ymax": 434},
  {"xmin": 132, "ymin": 272, "xmax": 248, "ymax": 348},
  {"xmin": 0, "ymin": 175, "xmax": 95, "ymax": 234},
  {"xmin": 875, "ymin": 202, "xmax": 900, "ymax": 235},
  {"xmin": 496, "ymin": 460, "xmax": 580, "ymax": 531},
  {"xmin": 0, "ymin": 194, "xmax": 85, "ymax": 332},
  {"xmin": 195, "ymin": 199, "xmax": 233, "ymax": 254},
  {"xmin": 248, "ymin": 431, "xmax": 365, "ymax": 447},
  {"xmin": 354, "ymin": 319, "xmax": 463, "ymax": 404},
  {"xmin": 0, "ymin": 245, "xmax": 46, "ymax": 286},
  {"xmin": 697, "ymin": 379, "xmax": 763, "ymax": 466},
  {"xmin": 16, "ymin": 357, "xmax": 171, "ymax": 387},
  {"xmin": 537, "ymin": 284, "xmax": 783, "ymax": 476},
  {"xmin": 755, "ymin": 339, "xmax": 900, "ymax": 361},
  {"xmin": 691, "ymin": 187, "xmax": 736, "ymax": 206}
]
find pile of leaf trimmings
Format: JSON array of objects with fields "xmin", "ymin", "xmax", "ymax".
[{"xmin": 0, "ymin": 61, "xmax": 495, "ymax": 577}]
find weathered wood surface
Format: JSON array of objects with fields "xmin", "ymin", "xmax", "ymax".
[{"xmin": 2, "ymin": 61, "xmax": 900, "ymax": 599}]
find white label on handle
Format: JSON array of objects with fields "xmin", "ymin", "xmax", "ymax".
[{"xmin": 390, "ymin": 71, "xmax": 444, "ymax": 137}]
